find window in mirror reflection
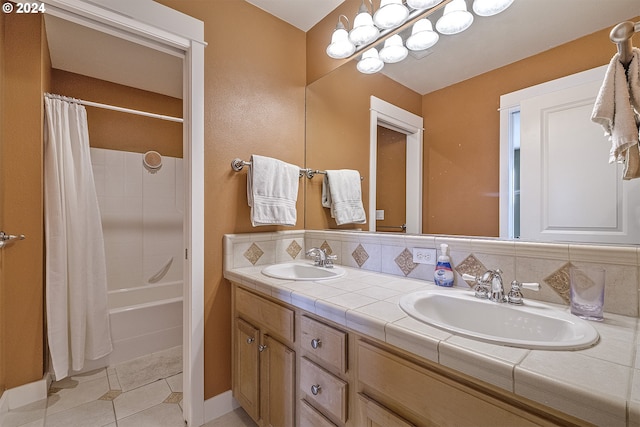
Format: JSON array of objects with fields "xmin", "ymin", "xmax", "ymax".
[
  {"xmin": 376, "ymin": 126, "xmax": 407, "ymax": 233},
  {"xmin": 509, "ymin": 109, "xmax": 521, "ymax": 239}
]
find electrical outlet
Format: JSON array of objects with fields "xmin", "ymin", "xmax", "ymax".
[
  {"xmin": 412, "ymin": 248, "xmax": 436, "ymax": 265},
  {"xmin": 376, "ymin": 210, "xmax": 385, "ymax": 220}
]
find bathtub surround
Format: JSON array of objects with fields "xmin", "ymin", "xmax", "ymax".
[{"xmin": 44, "ymin": 96, "xmax": 113, "ymax": 380}]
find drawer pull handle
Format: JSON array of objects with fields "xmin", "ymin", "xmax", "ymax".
[
  {"xmin": 311, "ymin": 338, "xmax": 322, "ymax": 349},
  {"xmin": 258, "ymin": 344, "xmax": 268, "ymax": 352},
  {"xmin": 311, "ymin": 384, "xmax": 321, "ymax": 396},
  {"xmin": 246, "ymin": 337, "xmax": 255, "ymax": 344}
]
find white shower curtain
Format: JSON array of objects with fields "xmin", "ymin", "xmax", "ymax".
[{"xmin": 44, "ymin": 95, "xmax": 112, "ymax": 380}]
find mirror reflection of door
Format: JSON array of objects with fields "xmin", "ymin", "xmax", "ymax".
[{"xmin": 376, "ymin": 126, "xmax": 406, "ymax": 233}]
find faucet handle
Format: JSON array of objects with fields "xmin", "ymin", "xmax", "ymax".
[
  {"xmin": 461, "ymin": 273, "xmax": 490, "ymax": 299},
  {"xmin": 325, "ymin": 254, "xmax": 337, "ymax": 268},
  {"xmin": 507, "ymin": 280, "xmax": 540, "ymax": 305}
]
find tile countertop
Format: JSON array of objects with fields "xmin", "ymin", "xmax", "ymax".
[{"xmin": 224, "ymin": 263, "xmax": 640, "ymax": 427}]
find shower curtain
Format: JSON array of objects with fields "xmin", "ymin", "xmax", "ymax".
[{"xmin": 44, "ymin": 95, "xmax": 112, "ymax": 380}]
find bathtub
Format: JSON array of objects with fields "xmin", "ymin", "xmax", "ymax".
[{"xmin": 106, "ymin": 281, "xmax": 183, "ymax": 366}]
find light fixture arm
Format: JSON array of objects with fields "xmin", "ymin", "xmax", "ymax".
[
  {"xmin": 344, "ymin": 0, "xmax": 453, "ymax": 61},
  {"xmin": 337, "ymin": 14, "xmax": 351, "ymax": 31}
]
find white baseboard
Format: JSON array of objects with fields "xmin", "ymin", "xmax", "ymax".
[
  {"xmin": 0, "ymin": 376, "xmax": 48, "ymax": 413},
  {"xmin": 203, "ymin": 390, "xmax": 239, "ymax": 424}
]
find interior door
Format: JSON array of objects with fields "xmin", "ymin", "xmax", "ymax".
[{"xmin": 519, "ymin": 78, "xmax": 640, "ymax": 243}]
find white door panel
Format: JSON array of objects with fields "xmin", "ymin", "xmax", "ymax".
[{"xmin": 520, "ymin": 78, "xmax": 640, "ymax": 243}]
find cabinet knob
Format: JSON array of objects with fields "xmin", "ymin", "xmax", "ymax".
[
  {"xmin": 311, "ymin": 384, "xmax": 321, "ymax": 396},
  {"xmin": 246, "ymin": 337, "xmax": 255, "ymax": 344},
  {"xmin": 311, "ymin": 338, "xmax": 322, "ymax": 349},
  {"xmin": 258, "ymin": 344, "xmax": 268, "ymax": 352}
]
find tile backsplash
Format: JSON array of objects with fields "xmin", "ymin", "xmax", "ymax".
[{"xmin": 224, "ymin": 230, "xmax": 640, "ymax": 318}]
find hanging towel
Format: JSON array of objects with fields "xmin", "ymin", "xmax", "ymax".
[
  {"xmin": 322, "ymin": 170, "xmax": 367, "ymax": 226},
  {"xmin": 591, "ymin": 51, "xmax": 640, "ymax": 179},
  {"xmin": 247, "ymin": 154, "xmax": 299, "ymax": 226},
  {"xmin": 624, "ymin": 48, "xmax": 640, "ymax": 179}
]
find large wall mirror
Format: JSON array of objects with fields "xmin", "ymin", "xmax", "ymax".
[{"xmin": 304, "ymin": 0, "xmax": 640, "ymax": 244}]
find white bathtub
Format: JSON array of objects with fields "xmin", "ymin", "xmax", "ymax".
[{"xmin": 106, "ymin": 281, "xmax": 183, "ymax": 366}]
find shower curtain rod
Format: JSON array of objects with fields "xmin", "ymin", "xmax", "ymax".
[{"xmin": 44, "ymin": 93, "xmax": 184, "ymax": 123}]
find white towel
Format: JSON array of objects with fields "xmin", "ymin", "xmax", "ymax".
[
  {"xmin": 591, "ymin": 52, "xmax": 639, "ymax": 169},
  {"xmin": 247, "ymin": 154, "xmax": 299, "ymax": 226},
  {"xmin": 322, "ymin": 169, "xmax": 366, "ymax": 226}
]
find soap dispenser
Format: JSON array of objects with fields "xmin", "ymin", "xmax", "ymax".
[{"xmin": 434, "ymin": 243, "xmax": 454, "ymax": 287}]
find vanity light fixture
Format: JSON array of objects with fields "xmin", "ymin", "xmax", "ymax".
[
  {"xmin": 406, "ymin": 18, "xmax": 439, "ymax": 51},
  {"xmin": 326, "ymin": 0, "xmax": 515, "ymax": 74},
  {"xmin": 379, "ymin": 34, "xmax": 409, "ymax": 63},
  {"xmin": 326, "ymin": 15, "xmax": 356, "ymax": 59},
  {"xmin": 357, "ymin": 47, "xmax": 385, "ymax": 73},
  {"xmin": 435, "ymin": 0, "xmax": 474, "ymax": 35},
  {"xmin": 373, "ymin": 0, "xmax": 410, "ymax": 29},
  {"xmin": 472, "ymin": 0, "xmax": 514, "ymax": 16},
  {"xmin": 349, "ymin": 1, "xmax": 379, "ymax": 45}
]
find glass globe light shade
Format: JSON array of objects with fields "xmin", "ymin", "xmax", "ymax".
[
  {"xmin": 357, "ymin": 48, "xmax": 384, "ymax": 74},
  {"xmin": 435, "ymin": 0, "xmax": 474, "ymax": 35},
  {"xmin": 349, "ymin": 9, "xmax": 379, "ymax": 45},
  {"xmin": 379, "ymin": 34, "xmax": 408, "ymax": 63},
  {"xmin": 406, "ymin": 0, "xmax": 444, "ymax": 10},
  {"xmin": 406, "ymin": 18, "xmax": 439, "ymax": 51},
  {"xmin": 373, "ymin": 0, "xmax": 409, "ymax": 29},
  {"xmin": 472, "ymin": 0, "xmax": 514, "ymax": 16},
  {"xmin": 326, "ymin": 25, "xmax": 356, "ymax": 59}
]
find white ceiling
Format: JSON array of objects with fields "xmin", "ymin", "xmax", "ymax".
[
  {"xmin": 43, "ymin": 1, "xmax": 640, "ymax": 98},
  {"xmin": 44, "ymin": 14, "xmax": 183, "ymax": 99},
  {"xmin": 248, "ymin": 0, "xmax": 640, "ymax": 94}
]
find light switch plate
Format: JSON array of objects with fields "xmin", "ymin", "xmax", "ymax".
[
  {"xmin": 376, "ymin": 210, "xmax": 384, "ymax": 220},
  {"xmin": 413, "ymin": 248, "xmax": 436, "ymax": 265}
]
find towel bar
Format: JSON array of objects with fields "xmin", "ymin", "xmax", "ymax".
[{"xmin": 231, "ymin": 158, "xmax": 364, "ymax": 180}]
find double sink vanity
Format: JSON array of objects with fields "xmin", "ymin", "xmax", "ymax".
[{"xmin": 224, "ymin": 230, "xmax": 640, "ymax": 427}]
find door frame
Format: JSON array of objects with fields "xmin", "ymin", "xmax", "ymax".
[
  {"xmin": 43, "ymin": 1, "xmax": 205, "ymax": 425},
  {"xmin": 369, "ymin": 96, "xmax": 423, "ymax": 234}
]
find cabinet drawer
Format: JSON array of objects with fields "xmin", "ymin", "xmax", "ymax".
[
  {"xmin": 301, "ymin": 315, "xmax": 347, "ymax": 373},
  {"xmin": 235, "ymin": 287, "xmax": 294, "ymax": 343},
  {"xmin": 358, "ymin": 393, "xmax": 415, "ymax": 427},
  {"xmin": 300, "ymin": 357, "xmax": 348, "ymax": 423},
  {"xmin": 300, "ymin": 399, "xmax": 338, "ymax": 427},
  {"xmin": 357, "ymin": 341, "xmax": 552, "ymax": 427}
]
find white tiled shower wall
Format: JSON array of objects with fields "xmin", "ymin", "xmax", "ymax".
[
  {"xmin": 224, "ymin": 230, "xmax": 640, "ymax": 318},
  {"xmin": 91, "ymin": 148, "xmax": 184, "ymax": 291}
]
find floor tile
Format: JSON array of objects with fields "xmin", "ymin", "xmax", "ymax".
[
  {"xmin": 202, "ymin": 408, "xmax": 257, "ymax": 427},
  {"xmin": 0, "ymin": 398, "xmax": 46, "ymax": 427},
  {"xmin": 44, "ymin": 399, "xmax": 115, "ymax": 427},
  {"xmin": 166, "ymin": 373, "xmax": 183, "ymax": 392},
  {"xmin": 114, "ymin": 379, "xmax": 172, "ymax": 420},
  {"xmin": 115, "ymin": 346, "xmax": 182, "ymax": 392},
  {"xmin": 46, "ymin": 376, "xmax": 110, "ymax": 416},
  {"xmin": 116, "ymin": 403, "xmax": 184, "ymax": 427}
]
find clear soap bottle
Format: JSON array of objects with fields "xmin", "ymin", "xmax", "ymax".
[{"xmin": 434, "ymin": 243, "xmax": 454, "ymax": 287}]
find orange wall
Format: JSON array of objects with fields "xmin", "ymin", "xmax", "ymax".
[
  {"xmin": 1, "ymin": 12, "xmax": 48, "ymax": 390},
  {"xmin": 376, "ymin": 127, "xmax": 406, "ymax": 232},
  {"xmin": 423, "ymin": 17, "xmax": 640, "ymax": 236},
  {"xmin": 0, "ymin": 9, "xmax": 5, "ymax": 398},
  {"xmin": 305, "ymin": 63, "xmax": 421, "ymax": 230},
  {"xmin": 50, "ymin": 69, "xmax": 183, "ymax": 158},
  {"xmin": 154, "ymin": 0, "xmax": 306, "ymax": 399}
]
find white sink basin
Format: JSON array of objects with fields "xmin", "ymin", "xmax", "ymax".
[
  {"xmin": 399, "ymin": 289, "xmax": 599, "ymax": 350},
  {"xmin": 261, "ymin": 262, "xmax": 346, "ymax": 281}
]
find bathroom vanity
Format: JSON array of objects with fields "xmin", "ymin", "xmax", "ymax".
[{"xmin": 224, "ymin": 231, "xmax": 639, "ymax": 427}]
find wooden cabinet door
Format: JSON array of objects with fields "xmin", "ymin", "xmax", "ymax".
[
  {"xmin": 234, "ymin": 318, "xmax": 260, "ymax": 422},
  {"xmin": 261, "ymin": 334, "xmax": 296, "ymax": 427},
  {"xmin": 358, "ymin": 394, "xmax": 416, "ymax": 427}
]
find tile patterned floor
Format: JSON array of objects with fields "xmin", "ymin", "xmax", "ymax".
[{"xmin": 1, "ymin": 345, "xmax": 257, "ymax": 427}]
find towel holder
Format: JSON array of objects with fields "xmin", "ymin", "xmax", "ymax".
[
  {"xmin": 610, "ymin": 20, "xmax": 640, "ymax": 68},
  {"xmin": 231, "ymin": 158, "xmax": 364, "ymax": 181}
]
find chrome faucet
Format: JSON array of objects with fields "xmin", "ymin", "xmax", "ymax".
[
  {"xmin": 306, "ymin": 247, "xmax": 338, "ymax": 268},
  {"xmin": 463, "ymin": 269, "xmax": 540, "ymax": 304}
]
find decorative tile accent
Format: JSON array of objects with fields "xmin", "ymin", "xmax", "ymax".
[
  {"xmin": 455, "ymin": 254, "xmax": 487, "ymax": 287},
  {"xmin": 395, "ymin": 248, "xmax": 418, "ymax": 276},
  {"xmin": 286, "ymin": 240, "xmax": 302, "ymax": 259},
  {"xmin": 352, "ymin": 244, "xmax": 370, "ymax": 268},
  {"xmin": 320, "ymin": 240, "xmax": 333, "ymax": 255},
  {"xmin": 544, "ymin": 262, "xmax": 571, "ymax": 304},
  {"xmin": 244, "ymin": 243, "xmax": 264, "ymax": 265},
  {"xmin": 98, "ymin": 390, "xmax": 122, "ymax": 401},
  {"xmin": 164, "ymin": 392, "xmax": 183, "ymax": 404}
]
